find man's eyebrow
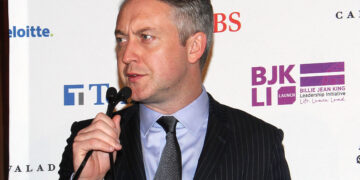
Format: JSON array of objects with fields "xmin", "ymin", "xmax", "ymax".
[
  {"xmin": 114, "ymin": 27, "xmax": 157, "ymax": 36},
  {"xmin": 135, "ymin": 27, "xmax": 156, "ymax": 35},
  {"xmin": 114, "ymin": 29, "xmax": 127, "ymax": 36}
]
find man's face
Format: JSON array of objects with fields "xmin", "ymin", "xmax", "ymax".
[{"xmin": 115, "ymin": 0, "xmax": 191, "ymax": 105}]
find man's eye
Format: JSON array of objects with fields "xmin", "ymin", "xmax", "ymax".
[
  {"xmin": 116, "ymin": 37, "xmax": 127, "ymax": 44},
  {"xmin": 142, "ymin": 34, "xmax": 153, "ymax": 40}
]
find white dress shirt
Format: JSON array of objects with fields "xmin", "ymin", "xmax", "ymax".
[{"xmin": 139, "ymin": 88, "xmax": 209, "ymax": 180}]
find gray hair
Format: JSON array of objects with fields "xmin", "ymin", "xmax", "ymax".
[
  {"xmin": 159, "ymin": 0, "xmax": 214, "ymax": 70},
  {"xmin": 120, "ymin": 0, "xmax": 214, "ymax": 70}
]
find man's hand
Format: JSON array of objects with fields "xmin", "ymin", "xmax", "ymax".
[{"xmin": 72, "ymin": 113, "xmax": 122, "ymax": 180}]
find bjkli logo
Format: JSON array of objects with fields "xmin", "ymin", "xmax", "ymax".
[
  {"xmin": 214, "ymin": 12, "xmax": 241, "ymax": 33},
  {"xmin": 335, "ymin": 10, "xmax": 360, "ymax": 19},
  {"xmin": 299, "ymin": 62, "xmax": 345, "ymax": 104},
  {"xmin": 252, "ymin": 65, "xmax": 296, "ymax": 106},
  {"xmin": 9, "ymin": 26, "xmax": 53, "ymax": 38},
  {"xmin": 299, "ymin": 62, "xmax": 344, "ymax": 87},
  {"xmin": 251, "ymin": 61, "xmax": 346, "ymax": 106},
  {"xmin": 64, "ymin": 83, "xmax": 109, "ymax": 106}
]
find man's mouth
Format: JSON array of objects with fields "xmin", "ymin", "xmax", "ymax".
[{"xmin": 126, "ymin": 73, "xmax": 143, "ymax": 82}]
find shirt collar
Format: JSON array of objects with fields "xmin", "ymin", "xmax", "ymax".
[{"xmin": 140, "ymin": 87, "xmax": 209, "ymax": 137}]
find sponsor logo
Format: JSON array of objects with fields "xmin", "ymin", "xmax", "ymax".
[
  {"xmin": 9, "ymin": 164, "xmax": 57, "ymax": 173},
  {"xmin": 214, "ymin": 12, "xmax": 241, "ymax": 33},
  {"xmin": 9, "ymin": 26, "xmax": 53, "ymax": 38},
  {"xmin": 299, "ymin": 62, "xmax": 345, "ymax": 104},
  {"xmin": 252, "ymin": 65, "xmax": 296, "ymax": 106},
  {"xmin": 335, "ymin": 10, "xmax": 360, "ymax": 19},
  {"xmin": 251, "ymin": 62, "xmax": 346, "ymax": 106},
  {"xmin": 64, "ymin": 83, "xmax": 109, "ymax": 106}
]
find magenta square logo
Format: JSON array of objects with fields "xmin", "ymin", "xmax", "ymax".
[{"xmin": 278, "ymin": 86, "xmax": 296, "ymax": 105}]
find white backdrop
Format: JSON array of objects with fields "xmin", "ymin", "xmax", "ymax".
[{"xmin": 9, "ymin": 0, "xmax": 360, "ymax": 179}]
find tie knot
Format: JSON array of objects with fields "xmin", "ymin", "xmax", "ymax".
[{"xmin": 157, "ymin": 116, "xmax": 178, "ymax": 133}]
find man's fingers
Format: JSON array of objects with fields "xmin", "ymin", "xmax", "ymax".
[
  {"xmin": 112, "ymin": 115, "xmax": 121, "ymax": 136},
  {"xmin": 93, "ymin": 113, "xmax": 116, "ymax": 129},
  {"xmin": 73, "ymin": 138, "xmax": 122, "ymax": 155},
  {"xmin": 71, "ymin": 113, "xmax": 122, "ymax": 179},
  {"xmin": 79, "ymin": 120, "xmax": 118, "ymax": 139},
  {"xmin": 73, "ymin": 113, "xmax": 122, "ymax": 157},
  {"xmin": 75, "ymin": 130, "xmax": 122, "ymax": 151}
]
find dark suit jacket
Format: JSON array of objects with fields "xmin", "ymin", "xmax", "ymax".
[{"xmin": 59, "ymin": 94, "xmax": 291, "ymax": 180}]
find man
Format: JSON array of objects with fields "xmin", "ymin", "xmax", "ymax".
[{"xmin": 59, "ymin": 0, "xmax": 291, "ymax": 179}]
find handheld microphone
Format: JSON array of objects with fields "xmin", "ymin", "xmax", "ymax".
[
  {"xmin": 106, "ymin": 87, "xmax": 131, "ymax": 116},
  {"xmin": 114, "ymin": 87, "xmax": 132, "ymax": 106},
  {"xmin": 73, "ymin": 87, "xmax": 132, "ymax": 180}
]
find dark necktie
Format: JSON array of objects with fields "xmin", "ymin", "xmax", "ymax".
[{"xmin": 154, "ymin": 116, "xmax": 182, "ymax": 180}]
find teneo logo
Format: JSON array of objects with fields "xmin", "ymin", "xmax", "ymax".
[
  {"xmin": 252, "ymin": 65, "xmax": 296, "ymax": 106},
  {"xmin": 64, "ymin": 83, "xmax": 109, "ymax": 106},
  {"xmin": 335, "ymin": 10, "xmax": 360, "ymax": 19},
  {"xmin": 251, "ymin": 61, "xmax": 346, "ymax": 106},
  {"xmin": 9, "ymin": 163, "xmax": 57, "ymax": 173},
  {"xmin": 9, "ymin": 26, "xmax": 53, "ymax": 38},
  {"xmin": 214, "ymin": 12, "xmax": 241, "ymax": 33}
]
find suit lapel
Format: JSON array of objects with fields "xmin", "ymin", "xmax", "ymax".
[
  {"xmin": 194, "ymin": 96, "xmax": 230, "ymax": 180},
  {"xmin": 121, "ymin": 105, "xmax": 146, "ymax": 180}
]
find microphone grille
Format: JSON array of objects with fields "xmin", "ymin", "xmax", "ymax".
[
  {"xmin": 106, "ymin": 87, "xmax": 117, "ymax": 101},
  {"xmin": 120, "ymin": 87, "xmax": 132, "ymax": 99}
]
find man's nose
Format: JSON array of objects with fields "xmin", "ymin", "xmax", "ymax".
[{"xmin": 121, "ymin": 39, "xmax": 139, "ymax": 64}]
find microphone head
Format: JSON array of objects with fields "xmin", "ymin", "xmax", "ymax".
[
  {"xmin": 106, "ymin": 87, "xmax": 117, "ymax": 102},
  {"xmin": 119, "ymin": 87, "xmax": 132, "ymax": 100}
]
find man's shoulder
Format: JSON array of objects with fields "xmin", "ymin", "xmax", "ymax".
[
  {"xmin": 206, "ymin": 94, "xmax": 291, "ymax": 179},
  {"xmin": 208, "ymin": 94, "xmax": 282, "ymax": 138}
]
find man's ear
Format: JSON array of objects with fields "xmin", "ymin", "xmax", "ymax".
[{"xmin": 186, "ymin": 32, "xmax": 207, "ymax": 64}]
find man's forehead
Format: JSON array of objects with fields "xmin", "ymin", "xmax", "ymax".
[
  {"xmin": 116, "ymin": 0, "xmax": 174, "ymax": 33},
  {"xmin": 119, "ymin": 0, "xmax": 172, "ymax": 17}
]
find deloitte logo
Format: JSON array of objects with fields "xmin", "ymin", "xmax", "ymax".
[{"xmin": 9, "ymin": 26, "xmax": 53, "ymax": 38}]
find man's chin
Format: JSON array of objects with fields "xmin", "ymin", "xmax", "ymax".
[
  {"xmin": 131, "ymin": 94, "xmax": 158, "ymax": 105},
  {"xmin": 127, "ymin": 87, "xmax": 160, "ymax": 104},
  {"xmin": 130, "ymin": 93, "xmax": 147, "ymax": 103}
]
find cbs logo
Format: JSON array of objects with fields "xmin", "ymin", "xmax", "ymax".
[{"xmin": 214, "ymin": 12, "xmax": 241, "ymax": 33}]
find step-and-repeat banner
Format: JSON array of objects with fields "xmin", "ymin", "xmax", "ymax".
[{"xmin": 9, "ymin": 0, "xmax": 360, "ymax": 179}]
